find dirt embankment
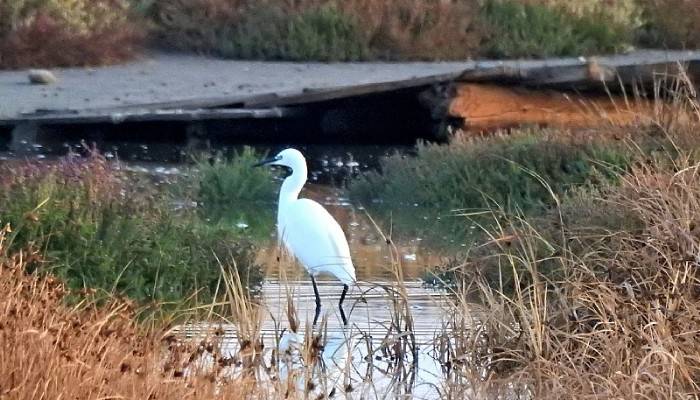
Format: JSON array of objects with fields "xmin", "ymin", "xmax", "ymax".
[{"xmin": 449, "ymin": 83, "xmax": 654, "ymax": 132}]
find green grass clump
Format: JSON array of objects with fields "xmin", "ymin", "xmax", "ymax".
[
  {"xmin": 155, "ymin": 2, "xmax": 369, "ymax": 61},
  {"xmin": 0, "ymin": 151, "xmax": 262, "ymax": 305},
  {"xmin": 350, "ymin": 130, "xmax": 632, "ymax": 247},
  {"xmin": 480, "ymin": 0, "xmax": 633, "ymax": 58},
  {"xmin": 284, "ymin": 5, "xmax": 369, "ymax": 61},
  {"xmin": 193, "ymin": 147, "xmax": 277, "ymax": 241},
  {"xmin": 221, "ymin": 5, "xmax": 368, "ymax": 61}
]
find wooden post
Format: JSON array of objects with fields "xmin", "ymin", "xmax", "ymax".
[{"xmin": 185, "ymin": 122, "xmax": 210, "ymax": 152}]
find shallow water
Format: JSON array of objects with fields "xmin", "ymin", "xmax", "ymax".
[
  {"xmin": 242, "ymin": 184, "xmax": 458, "ymax": 398},
  {"xmin": 2, "ymin": 142, "xmax": 412, "ymax": 186},
  {"xmin": 175, "ymin": 280, "xmax": 459, "ymax": 399}
]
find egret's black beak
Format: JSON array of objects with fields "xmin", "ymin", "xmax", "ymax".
[{"xmin": 252, "ymin": 155, "xmax": 281, "ymax": 168}]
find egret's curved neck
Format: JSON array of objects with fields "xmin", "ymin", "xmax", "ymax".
[{"xmin": 279, "ymin": 164, "xmax": 307, "ymax": 205}]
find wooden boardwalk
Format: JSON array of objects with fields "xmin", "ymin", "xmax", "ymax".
[{"xmin": 1, "ymin": 50, "xmax": 699, "ymax": 148}]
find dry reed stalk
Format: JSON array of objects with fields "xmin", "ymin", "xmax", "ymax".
[
  {"xmin": 362, "ymin": 211, "xmax": 419, "ymax": 366},
  {"xmin": 215, "ymin": 255, "xmax": 266, "ymax": 381}
]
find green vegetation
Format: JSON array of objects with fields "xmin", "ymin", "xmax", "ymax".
[
  {"xmin": 375, "ymin": 77, "xmax": 700, "ymax": 297},
  {"xmin": 137, "ymin": 0, "xmax": 700, "ymax": 63},
  {"xmin": 222, "ymin": 5, "xmax": 369, "ymax": 61},
  {"xmin": 350, "ymin": 130, "xmax": 635, "ymax": 247},
  {"xmin": 284, "ymin": 6, "xmax": 369, "ymax": 61},
  {"xmin": 148, "ymin": 0, "xmax": 481, "ymax": 62},
  {"xmin": 1, "ymin": 0, "xmax": 698, "ymax": 67},
  {"xmin": 193, "ymin": 147, "xmax": 276, "ymax": 240},
  {"xmin": 140, "ymin": 0, "xmax": 699, "ymax": 62},
  {"xmin": 480, "ymin": 0, "xmax": 633, "ymax": 58},
  {"xmin": 152, "ymin": 1, "xmax": 369, "ymax": 61},
  {"xmin": 636, "ymin": 0, "xmax": 700, "ymax": 49},
  {"xmin": 0, "ymin": 149, "xmax": 272, "ymax": 305}
]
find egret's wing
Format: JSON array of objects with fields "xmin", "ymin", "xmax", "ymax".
[{"xmin": 280, "ymin": 199, "xmax": 356, "ymax": 284}]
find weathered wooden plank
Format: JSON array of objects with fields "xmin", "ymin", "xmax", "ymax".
[
  {"xmin": 458, "ymin": 53, "xmax": 700, "ymax": 88},
  {"xmin": 3, "ymin": 50, "xmax": 699, "ymax": 133},
  {"xmin": 0, "ymin": 107, "xmax": 299, "ymax": 126},
  {"xmin": 103, "ymin": 93, "xmax": 283, "ymax": 112},
  {"xmin": 67, "ymin": 71, "xmax": 462, "ymax": 114},
  {"xmin": 244, "ymin": 72, "xmax": 464, "ymax": 108}
]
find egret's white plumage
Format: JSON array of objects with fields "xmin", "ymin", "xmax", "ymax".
[
  {"xmin": 256, "ymin": 148, "xmax": 356, "ymax": 324},
  {"xmin": 278, "ymin": 198, "xmax": 355, "ymax": 284}
]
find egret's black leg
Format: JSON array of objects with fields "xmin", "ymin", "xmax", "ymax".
[
  {"xmin": 339, "ymin": 284, "xmax": 349, "ymax": 326},
  {"xmin": 311, "ymin": 276, "xmax": 322, "ymax": 326}
]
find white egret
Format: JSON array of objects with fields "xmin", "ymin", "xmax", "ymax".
[{"xmin": 254, "ymin": 148, "xmax": 356, "ymax": 325}]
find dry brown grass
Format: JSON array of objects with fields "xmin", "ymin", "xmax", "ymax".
[
  {"xmin": 0, "ymin": 1, "xmax": 144, "ymax": 69},
  {"xmin": 440, "ymin": 168, "xmax": 700, "ymax": 397},
  {"xmin": 0, "ymin": 194, "xmax": 420, "ymax": 399},
  {"xmin": 440, "ymin": 83, "xmax": 700, "ymax": 398},
  {"xmin": 0, "ymin": 224, "xmax": 254, "ymax": 399}
]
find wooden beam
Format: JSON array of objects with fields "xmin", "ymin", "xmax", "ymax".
[
  {"xmin": 66, "ymin": 71, "xmax": 463, "ymax": 114},
  {"xmin": 0, "ymin": 107, "xmax": 300, "ymax": 126},
  {"xmin": 244, "ymin": 72, "xmax": 463, "ymax": 108},
  {"xmin": 458, "ymin": 52, "xmax": 700, "ymax": 89}
]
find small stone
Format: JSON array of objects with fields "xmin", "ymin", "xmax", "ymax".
[{"xmin": 28, "ymin": 69, "xmax": 57, "ymax": 85}]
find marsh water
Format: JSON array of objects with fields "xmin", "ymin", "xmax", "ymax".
[
  {"xmin": 174, "ymin": 280, "xmax": 458, "ymax": 398},
  {"xmin": 3, "ymin": 142, "xmax": 466, "ymax": 399}
]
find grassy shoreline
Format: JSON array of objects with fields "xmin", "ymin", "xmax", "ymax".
[{"xmin": 0, "ymin": 147, "xmax": 272, "ymax": 307}]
